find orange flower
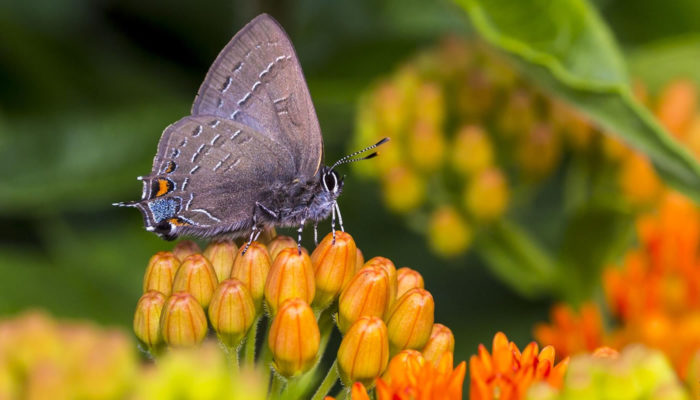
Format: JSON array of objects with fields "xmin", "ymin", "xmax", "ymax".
[
  {"xmin": 338, "ymin": 350, "xmax": 466, "ymax": 400},
  {"xmin": 533, "ymin": 302, "xmax": 605, "ymax": 358},
  {"xmin": 470, "ymin": 332, "xmax": 568, "ymax": 400}
]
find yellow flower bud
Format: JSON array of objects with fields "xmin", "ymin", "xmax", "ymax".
[
  {"xmin": 363, "ymin": 256, "xmax": 398, "ymax": 307},
  {"xmin": 172, "ymin": 240, "xmax": 201, "ymax": 262},
  {"xmin": 396, "ymin": 267, "xmax": 424, "ymax": 298},
  {"xmin": 310, "ymin": 231, "xmax": 357, "ymax": 309},
  {"xmin": 619, "ymin": 152, "xmax": 662, "ymax": 207},
  {"xmin": 160, "ymin": 292, "xmax": 208, "ymax": 347},
  {"xmin": 421, "ymin": 324, "xmax": 454, "ymax": 366},
  {"xmin": 408, "ymin": 120, "xmax": 445, "ymax": 172},
  {"xmin": 338, "ymin": 266, "xmax": 391, "ymax": 333},
  {"xmin": 386, "ymin": 288, "xmax": 434, "ymax": 354},
  {"xmin": 267, "ymin": 236, "xmax": 297, "ymax": 262},
  {"xmin": 338, "ymin": 316, "xmax": 389, "ymax": 387},
  {"xmin": 203, "ymin": 240, "xmax": 237, "ymax": 282},
  {"xmin": 382, "ymin": 165, "xmax": 425, "ymax": 213},
  {"xmin": 268, "ymin": 298, "xmax": 320, "ymax": 377},
  {"xmin": 172, "ymin": 254, "xmax": 218, "ymax": 308},
  {"xmin": 143, "ymin": 251, "xmax": 180, "ymax": 296},
  {"xmin": 464, "ymin": 167, "xmax": 509, "ymax": 221},
  {"xmin": 231, "ymin": 241, "xmax": 271, "ymax": 315},
  {"xmin": 374, "ymin": 81, "xmax": 404, "ymax": 136},
  {"xmin": 428, "ymin": 206, "xmax": 472, "ymax": 257},
  {"xmin": 451, "ymin": 125, "xmax": 493, "ymax": 175},
  {"xmin": 498, "ymin": 89, "xmax": 535, "ymax": 138},
  {"xmin": 133, "ymin": 291, "xmax": 166, "ymax": 348},
  {"xmin": 517, "ymin": 123, "xmax": 561, "ymax": 180},
  {"xmin": 208, "ymin": 279, "xmax": 256, "ymax": 347},
  {"xmin": 264, "ymin": 248, "xmax": 315, "ymax": 315},
  {"xmin": 414, "ymin": 82, "xmax": 445, "ymax": 128}
]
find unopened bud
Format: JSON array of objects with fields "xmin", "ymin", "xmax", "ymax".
[
  {"xmin": 172, "ymin": 240, "xmax": 201, "ymax": 261},
  {"xmin": 382, "ymin": 165, "xmax": 425, "ymax": 213},
  {"xmin": 396, "ymin": 267, "xmax": 424, "ymax": 298},
  {"xmin": 264, "ymin": 248, "xmax": 315, "ymax": 315},
  {"xmin": 408, "ymin": 120, "xmax": 445, "ymax": 172},
  {"xmin": 203, "ymin": 240, "xmax": 237, "ymax": 282},
  {"xmin": 172, "ymin": 254, "xmax": 218, "ymax": 308},
  {"xmin": 310, "ymin": 231, "xmax": 357, "ymax": 309},
  {"xmin": 382, "ymin": 349, "xmax": 425, "ymax": 384},
  {"xmin": 386, "ymin": 288, "xmax": 434, "ymax": 354},
  {"xmin": 338, "ymin": 266, "xmax": 391, "ymax": 333},
  {"xmin": 451, "ymin": 125, "xmax": 493, "ymax": 175},
  {"xmin": 355, "ymin": 248, "xmax": 365, "ymax": 273},
  {"xmin": 268, "ymin": 298, "xmax": 320, "ymax": 377},
  {"xmin": 133, "ymin": 291, "xmax": 166, "ymax": 348},
  {"xmin": 231, "ymin": 241, "xmax": 271, "ymax": 314},
  {"xmin": 428, "ymin": 206, "xmax": 472, "ymax": 257},
  {"xmin": 267, "ymin": 236, "xmax": 297, "ymax": 262},
  {"xmin": 464, "ymin": 167, "xmax": 509, "ymax": 221},
  {"xmin": 143, "ymin": 251, "xmax": 180, "ymax": 296},
  {"xmin": 364, "ymin": 256, "xmax": 397, "ymax": 307},
  {"xmin": 160, "ymin": 292, "xmax": 208, "ymax": 347},
  {"xmin": 421, "ymin": 324, "xmax": 454, "ymax": 366},
  {"xmin": 338, "ymin": 316, "xmax": 389, "ymax": 386},
  {"xmin": 208, "ymin": 279, "xmax": 256, "ymax": 347}
]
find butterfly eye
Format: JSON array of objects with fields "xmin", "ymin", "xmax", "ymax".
[{"xmin": 323, "ymin": 171, "xmax": 338, "ymax": 193}]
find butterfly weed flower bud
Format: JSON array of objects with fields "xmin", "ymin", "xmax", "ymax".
[
  {"xmin": 386, "ymin": 288, "xmax": 434, "ymax": 354},
  {"xmin": 172, "ymin": 254, "xmax": 218, "ymax": 308},
  {"xmin": 374, "ymin": 81, "xmax": 405, "ymax": 136},
  {"xmin": 160, "ymin": 292, "xmax": 208, "ymax": 347},
  {"xmin": 408, "ymin": 120, "xmax": 445, "ymax": 172},
  {"xmin": 364, "ymin": 256, "xmax": 398, "ymax": 307},
  {"xmin": 264, "ymin": 248, "xmax": 315, "ymax": 315},
  {"xmin": 310, "ymin": 231, "xmax": 357, "ymax": 309},
  {"xmin": 464, "ymin": 167, "xmax": 509, "ymax": 222},
  {"xmin": 267, "ymin": 235, "xmax": 297, "ymax": 262},
  {"xmin": 203, "ymin": 240, "xmax": 237, "ymax": 282},
  {"xmin": 133, "ymin": 291, "xmax": 167, "ymax": 349},
  {"xmin": 497, "ymin": 88, "xmax": 536, "ymax": 138},
  {"xmin": 338, "ymin": 266, "xmax": 391, "ymax": 333},
  {"xmin": 337, "ymin": 316, "xmax": 389, "ymax": 387},
  {"xmin": 517, "ymin": 123, "xmax": 561, "ymax": 180},
  {"xmin": 268, "ymin": 298, "xmax": 320, "ymax": 377},
  {"xmin": 451, "ymin": 125, "xmax": 494, "ymax": 176},
  {"xmin": 396, "ymin": 267, "xmax": 424, "ymax": 298},
  {"xmin": 382, "ymin": 349, "xmax": 425, "ymax": 384},
  {"xmin": 619, "ymin": 152, "xmax": 662, "ymax": 207},
  {"xmin": 656, "ymin": 79, "xmax": 697, "ymax": 138},
  {"xmin": 382, "ymin": 165, "xmax": 425, "ymax": 213},
  {"xmin": 172, "ymin": 240, "xmax": 201, "ymax": 262},
  {"xmin": 421, "ymin": 324, "xmax": 455, "ymax": 366},
  {"xmin": 231, "ymin": 241, "xmax": 271, "ymax": 315},
  {"xmin": 414, "ymin": 82, "xmax": 445, "ymax": 128},
  {"xmin": 143, "ymin": 251, "xmax": 180, "ymax": 296},
  {"xmin": 355, "ymin": 248, "xmax": 365, "ymax": 273},
  {"xmin": 208, "ymin": 279, "xmax": 256, "ymax": 348},
  {"xmin": 428, "ymin": 206, "xmax": 472, "ymax": 257}
]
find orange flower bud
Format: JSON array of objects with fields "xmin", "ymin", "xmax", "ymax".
[
  {"xmin": 171, "ymin": 254, "xmax": 218, "ymax": 308},
  {"xmin": 311, "ymin": 231, "xmax": 357, "ymax": 308},
  {"xmin": 231, "ymin": 241, "xmax": 271, "ymax": 314},
  {"xmin": 267, "ymin": 235, "xmax": 297, "ymax": 262},
  {"xmin": 160, "ymin": 292, "xmax": 208, "ymax": 347},
  {"xmin": 656, "ymin": 79, "xmax": 697, "ymax": 138},
  {"xmin": 421, "ymin": 324, "xmax": 455, "ymax": 366},
  {"xmin": 619, "ymin": 152, "xmax": 661, "ymax": 207},
  {"xmin": 203, "ymin": 240, "xmax": 237, "ymax": 282},
  {"xmin": 396, "ymin": 267, "xmax": 424, "ymax": 298},
  {"xmin": 133, "ymin": 291, "xmax": 166, "ymax": 348},
  {"xmin": 338, "ymin": 266, "xmax": 391, "ymax": 333},
  {"xmin": 382, "ymin": 349, "xmax": 426, "ymax": 384},
  {"xmin": 364, "ymin": 257, "xmax": 397, "ymax": 307},
  {"xmin": 208, "ymin": 279, "xmax": 256, "ymax": 347},
  {"xmin": 142, "ymin": 251, "xmax": 180, "ymax": 296},
  {"xmin": 268, "ymin": 298, "xmax": 320, "ymax": 377},
  {"xmin": 464, "ymin": 167, "xmax": 509, "ymax": 221},
  {"xmin": 386, "ymin": 288, "xmax": 434, "ymax": 354},
  {"xmin": 338, "ymin": 316, "xmax": 389, "ymax": 386},
  {"xmin": 355, "ymin": 248, "xmax": 365, "ymax": 273},
  {"xmin": 172, "ymin": 240, "xmax": 201, "ymax": 261},
  {"xmin": 382, "ymin": 165, "xmax": 425, "ymax": 213},
  {"xmin": 517, "ymin": 123, "xmax": 561, "ymax": 180},
  {"xmin": 428, "ymin": 206, "xmax": 472, "ymax": 257},
  {"xmin": 451, "ymin": 125, "xmax": 493, "ymax": 175},
  {"xmin": 264, "ymin": 248, "xmax": 315, "ymax": 315}
]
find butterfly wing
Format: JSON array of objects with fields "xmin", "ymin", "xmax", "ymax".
[
  {"xmin": 191, "ymin": 13, "xmax": 323, "ymax": 179},
  {"xmin": 129, "ymin": 115, "xmax": 296, "ymax": 239}
]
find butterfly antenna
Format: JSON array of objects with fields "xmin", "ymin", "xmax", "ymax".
[{"xmin": 330, "ymin": 137, "xmax": 389, "ymax": 171}]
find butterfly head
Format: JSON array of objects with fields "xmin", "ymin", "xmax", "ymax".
[{"xmin": 321, "ymin": 167, "xmax": 344, "ymax": 197}]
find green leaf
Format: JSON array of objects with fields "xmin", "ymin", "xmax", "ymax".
[
  {"xmin": 456, "ymin": 0, "xmax": 700, "ymax": 202},
  {"xmin": 628, "ymin": 34, "xmax": 700, "ymax": 96}
]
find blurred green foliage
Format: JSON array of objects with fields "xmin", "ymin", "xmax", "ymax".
[{"xmin": 1, "ymin": 0, "xmax": 699, "ymax": 368}]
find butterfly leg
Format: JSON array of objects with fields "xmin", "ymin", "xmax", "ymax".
[
  {"xmin": 297, "ymin": 219, "xmax": 306, "ymax": 255},
  {"xmin": 334, "ymin": 202, "xmax": 345, "ymax": 232},
  {"xmin": 242, "ymin": 206, "xmax": 266, "ymax": 255},
  {"xmin": 314, "ymin": 223, "xmax": 319, "ymax": 246},
  {"xmin": 331, "ymin": 204, "xmax": 337, "ymax": 244}
]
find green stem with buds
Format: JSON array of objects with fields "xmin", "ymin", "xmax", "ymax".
[
  {"xmin": 311, "ymin": 359, "xmax": 339, "ymax": 400},
  {"xmin": 245, "ymin": 316, "xmax": 261, "ymax": 364}
]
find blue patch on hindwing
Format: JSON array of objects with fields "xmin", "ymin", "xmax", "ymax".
[{"xmin": 147, "ymin": 198, "xmax": 179, "ymax": 223}]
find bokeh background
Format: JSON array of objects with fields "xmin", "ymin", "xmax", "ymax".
[{"xmin": 1, "ymin": 0, "xmax": 700, "ymax": 379}]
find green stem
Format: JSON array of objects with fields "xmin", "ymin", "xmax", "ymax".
[
  {"xmin": 260, "ymin": 317, "xmax": 274, "ymax": 385},
  {"xmin": 244, "ymin": 316, "xmax": 261, "ymax": 365},
  {"xmin": 269, "ymin": 373, "xmax": 285, "ymax": 399},
  {"xmin": 310, "ymin": 359, "xmax": 339, "ymax": 400},
  {"xmin": 334, "ymin": 386, "xmax": 349, "ymax": 400}
]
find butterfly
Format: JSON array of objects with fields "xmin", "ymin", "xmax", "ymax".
[{"xmin": 114, "ymin": 14, "xmax": 387, "ymax": 250}]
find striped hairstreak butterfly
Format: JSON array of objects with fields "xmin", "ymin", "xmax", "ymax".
[{"xmin": 114, "ymin": 14, "xmax": 387, "ymax": 250}]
